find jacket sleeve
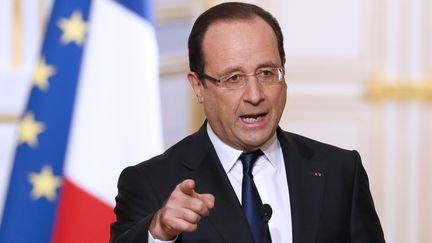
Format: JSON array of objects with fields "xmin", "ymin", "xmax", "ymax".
[
  {"xmin": 350, "ymin": 151, "xmax": 386, "ymax": 243},
  {"xmin": 110, "ymin": 166, "xmax": 160, "ymax": 243}
]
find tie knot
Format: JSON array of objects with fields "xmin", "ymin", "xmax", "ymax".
[{"xmin": 240, "ymin": 150, "xmax": 263, "ymax": 175}]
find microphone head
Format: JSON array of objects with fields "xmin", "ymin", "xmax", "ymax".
[{"xmin": 262, "ymin": 203, "xmax": 272, "ymax": 223}]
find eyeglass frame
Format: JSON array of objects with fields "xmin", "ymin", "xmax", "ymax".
[{"xmin": 197, "ymin": 67, "xmax": 285, "ymax": 89}]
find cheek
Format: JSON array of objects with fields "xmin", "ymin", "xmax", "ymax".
[
  {"xmin": 278, "ymin": 90, "xmax": 287, "ymax": 107},
  {"xmin": 270, "ymin": 89, "xmax": 287, "ymax": 113},
  {"xmin": 212, "ymin": 92, "xmax": 241, "ymax": 111},
  {"xmin": 215, "ymin": 101, "xmax": 237, "ymax": 125},
  {"xmin": 203, "ymin": 92, "xmax": 237, "ymax": 118}
]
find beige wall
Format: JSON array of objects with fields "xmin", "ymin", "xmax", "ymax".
[{"xmin": 270, "ymin": 0, "xmax": 432, "ymax": 242}]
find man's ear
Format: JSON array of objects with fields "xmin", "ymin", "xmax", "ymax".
[{"xmin": 188, "ymin": 72, "xmax": 205, "ymax": 103}]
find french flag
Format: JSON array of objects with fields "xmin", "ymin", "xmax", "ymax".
[{"xmin": 0, "ymin": 0, "xmax": 163, "ymax": 242}]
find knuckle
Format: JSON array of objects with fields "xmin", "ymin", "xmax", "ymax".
[
  {"xmin": 183, "ymin": 222, "xmax": 198, "ymax": 232},
  {"xmin": 182, "ymin": 209, "xmax": 201, "ymax": 224}
]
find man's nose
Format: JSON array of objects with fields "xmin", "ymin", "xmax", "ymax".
[{"xmin": 243, "ymin": 77, "xmax": 265, "ymax": 104}]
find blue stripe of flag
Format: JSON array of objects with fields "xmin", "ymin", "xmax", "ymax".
[
  {"xmin": 0, "ymin": 0, "xmax": 91, "ymax": 242},
  {"xmin": 115, "ymin": 0, "xmax": 154, "ymax": 23}
]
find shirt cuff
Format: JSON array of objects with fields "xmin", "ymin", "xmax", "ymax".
[{"xmin": 148, "ymin": 231, "xmax": 178, "ymax": 243}]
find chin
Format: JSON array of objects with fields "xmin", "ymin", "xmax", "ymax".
[{"xmin": 240, "ymin": 137, "xmax": 268, "ymax": 149}]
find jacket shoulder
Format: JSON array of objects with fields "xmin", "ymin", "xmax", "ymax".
[
  {"xmin": 281, "ymin": 129, "xmax": 353, "ymax": 153},
  {"xmin": 278, "ymin": 129, "xmax": 362, "ymax": 169},
  {"xmin": 133, "ymin": 128, "xmax": 207, "ymax": 171}
]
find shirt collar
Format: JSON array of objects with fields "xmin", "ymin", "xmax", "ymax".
[{"xmin": 206, "ymin": 123, "xmax": 282, "ymax": 173}]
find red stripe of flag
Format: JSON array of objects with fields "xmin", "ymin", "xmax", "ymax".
[{"xmin": 53, "ymin": 178, "xmax": 115, "ymax": 243}]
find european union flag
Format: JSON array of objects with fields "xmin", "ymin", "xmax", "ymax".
[{"xmin": 0, "ymin": 0, "xmax": 91, "ymax": 242}]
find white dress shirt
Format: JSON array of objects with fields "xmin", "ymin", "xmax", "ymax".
[{"xmin": 149, "ymin": 125, "xmax": 292, "ymax": 243}]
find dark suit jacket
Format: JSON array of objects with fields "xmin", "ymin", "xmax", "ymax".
[{"xmin": 110, "ymin": 124, "xmax": 385, "ymax": 243}]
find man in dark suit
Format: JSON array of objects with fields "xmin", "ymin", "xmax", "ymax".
[{"xmin": 110, "ymin": 2, "xmax": 385, "ymax": 243}]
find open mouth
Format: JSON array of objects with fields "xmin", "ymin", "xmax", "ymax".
[{"xmin": 240, "ymin": 113, "xmax": 267, "ymax": 123}]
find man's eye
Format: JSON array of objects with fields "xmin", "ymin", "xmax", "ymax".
[
  {"xmin": 226, "ymin": 74, "xmax": 241, "ymax": 82},
  {"xmin": 259, "ymin": 69, "xmax": 274, "ymax": 76}
]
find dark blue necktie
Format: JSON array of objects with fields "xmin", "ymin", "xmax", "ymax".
[{"xmin": 240, "ymin": 150, "xmax": 267, "ymax": 243}]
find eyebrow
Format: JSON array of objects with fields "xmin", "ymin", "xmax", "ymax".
[
  {"xmin": 256, "ymin": 61, "xmax": 281, "ymax": 69},
  {"xmin": 218, "ymin": 66, "xmax": 244, "ymax": 76},
  {"xmin": 219, "ymin": 61, "xmax": 281, "ymax": 75}
]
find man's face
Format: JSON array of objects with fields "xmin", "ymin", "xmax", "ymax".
[{"xmin": 188, "ymin": 17, "xmax": 287, "ymax": 151}]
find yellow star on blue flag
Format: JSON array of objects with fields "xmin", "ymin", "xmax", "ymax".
[
  {"xmin": 58, "ymin": 10, "xmax": 88, "ymax": 46},
  {"xmin": 18, "ymin": 112, "xmax": 45, "ymax": 147},
  {"xmin": 33, "ymin": 57, "xmax": 56, "ymax": 91},
  {"xmin": 28, "ymin": 165, "xmax": 63, "ymax": 201}
]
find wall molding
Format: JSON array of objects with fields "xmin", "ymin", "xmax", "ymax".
[
  {"xmin": 0, "ymin": 115, "xmax": 19, "ymax": 123},
  {"xmin": 159, "ymin": 53, "xmax": 189, "ymax": 77},
  {"xmin": 365, "ymin": 75, "xmax": 432, "ymax": 101}
]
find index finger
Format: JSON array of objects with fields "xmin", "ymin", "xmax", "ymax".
[{"xmin": 178, "ymin": 179, "xmax": 196, "ymax": 196}]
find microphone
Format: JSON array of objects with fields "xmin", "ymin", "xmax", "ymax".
[
  {"xmin": 262, "ymin": 204, "xmax": 273, "ymax": 243},
  {"xmin": 262, "ymin": 203, "xmax": 272, "ymax": 223}
]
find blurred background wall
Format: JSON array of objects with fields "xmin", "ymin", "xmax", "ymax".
[{"xmin": 1, "ymin": 0, "xmax": 431, "ymax": 242}]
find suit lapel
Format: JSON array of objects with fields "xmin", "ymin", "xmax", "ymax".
[
  {"xmin": 178, "ymin": 124, "xmax": 253, "ymax": 242},
  {"xmin": 278, "ymin": 129, "xmax": 327, "ymax": 243},
  {"xmin": 176, "ymin": 124, "xmax": 326, "ymax": 243}
]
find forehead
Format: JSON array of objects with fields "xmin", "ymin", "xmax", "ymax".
[
  {"xmin": 201, "ymin": 17, "xmax": 280, "ymax": 72},
  {"xmin": 203, "ymin": 16, "xmax": 275, "ymax": 44}
]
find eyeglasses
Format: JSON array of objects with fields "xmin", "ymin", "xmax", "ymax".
[{"xmin": 199, "ymin": 67, "xmax": 284, "ymax": 89}]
